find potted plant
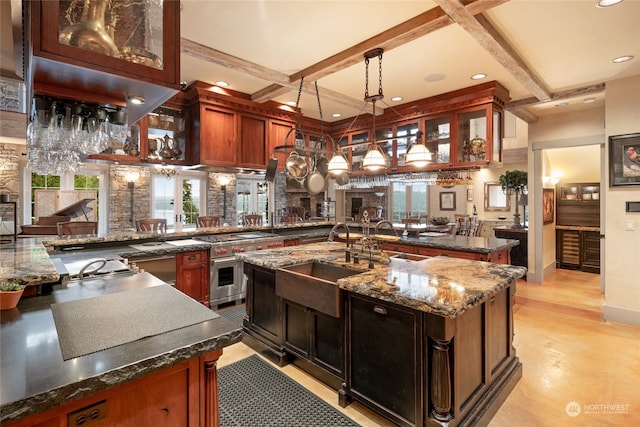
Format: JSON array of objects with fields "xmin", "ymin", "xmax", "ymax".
[
  {"xmin": 0, "ymin": 282, "xmax": 26, "ymax": 310},
  {"xmin": 499, "ymin": 170, "xmax": 528, "ymax": 228}
]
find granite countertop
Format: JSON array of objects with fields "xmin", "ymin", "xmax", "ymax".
[
  {"xmin": 237, "ymin": 242, "xmax": 526, "ymax": 319},
  {"xmin": 0, "ymin": 238, "xmax": 214, "ymax": 286},
  {"xmin": 1, "ymin": 224, "xmax": 334, "ymax": 286},
  {"xmin": 0, "ymin": 272, "xmax": 242, "ymax": 424},
  {"xmin": 0, "ymin": 238, "xmax": 60, "ymax": 286},
  {"xmin": 400, "ymin": 234, "xmax": 518, "ymax": 253}
]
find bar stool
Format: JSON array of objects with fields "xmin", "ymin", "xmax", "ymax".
[
  {"xmin": 57, "ymin": 221, "xmax": 98, "ymax": 237},
  {"xmin": 196, "ymin": 216, "xmax": 221, "ymax": 228},
  {"xmin": 136, "ymin": 218, "xmax": 167, "ymax": 233},
  {"xmin": 243, "ymin": 214, "xmax": 263, "ymax": 226}
]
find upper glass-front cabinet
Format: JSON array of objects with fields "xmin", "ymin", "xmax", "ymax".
[
  {"xmin": 29, "ymin": 1, "xmax": 181, "ymax": 123},
  {"xmin": 425, "ymin": 116, "xmax": 451, "ymax": 165},
  {"xmin": 58, "ymin": 0, "xmax": 165, "ymax": 69}
]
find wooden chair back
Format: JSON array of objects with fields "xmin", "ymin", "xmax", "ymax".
[
  {"xmin": 472, "ymin": 220, "xmax": 484, "ymax": 237},
  {"xmin": 57, "ymin": 221, "xmax": 98, "ymax": 237},
  {"xmin": 136, "ymin": 218, "xmax": 167, "ymax": 233},
  {"xmin": 243, "ymin": 214, "xmax": 263, "ymax": 226},
  {"xmin": 196, "ymin": 216, "xmax": 221, "ymax": 228}
]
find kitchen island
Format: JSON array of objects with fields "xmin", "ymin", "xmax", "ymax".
[
  {"xmin": 0, "ymin": 270, "xmax": 242, "ymax": 426},
  {"xmin": 237, "ymin": 242, "xmax": 526, "ymax": 427}
]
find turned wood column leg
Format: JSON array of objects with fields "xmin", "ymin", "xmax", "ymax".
[
  {"xmin": 204, "ymin": 359, "xmax": 220, "ymax": 427},
  {"xmin": 431, "ymin": 338, "xmax": 453, "ymax": 422}
]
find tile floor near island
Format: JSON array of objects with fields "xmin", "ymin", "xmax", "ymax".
[{"xmin": 217, "ymin": 270, "xmax": 640, "ymax": 426}]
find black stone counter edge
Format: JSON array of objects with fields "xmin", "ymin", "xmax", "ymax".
[{"xmin": 0, "ymin": 324, "xmax": 243, "ymax": 424}]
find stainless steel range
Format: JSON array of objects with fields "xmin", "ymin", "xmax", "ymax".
[{"xmin": 197, "ymin": 232, "xmax": 284, "ymax": 308}]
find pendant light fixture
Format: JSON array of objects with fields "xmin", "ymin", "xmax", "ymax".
[
  {"xmin": 327, "ymin": 147, "xmax": 349, "ymax": 174},
  {"xmin": 361, "ymin": 48, "xmax": 387, "ymax": 171},
  {"xmin": 405, "ymin": 130, "xmax": 433, "ymax": 167}
]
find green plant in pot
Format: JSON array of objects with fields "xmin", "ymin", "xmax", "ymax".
[
  {"xmin": 0, "ymin": 282, "xmax": 26, "ymax": 310},
  {"xmin": 499, "ymin": 169, "xmax": 528, "ymax": 228}
]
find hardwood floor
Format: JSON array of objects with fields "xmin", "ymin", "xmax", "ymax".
[{"xmin": 218, "ymin": 269, "xmax": 640, "ymax": 426}]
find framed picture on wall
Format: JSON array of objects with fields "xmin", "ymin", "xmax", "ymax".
[
  {"xmin": 440, "ymin": 192, "xmax": 456, "ymax": 211},
  {"xmin": 609, "ymin": 132, "xmax": 640, "ymax": 186},
  {"xmin": 543, "ymin": 188, "xmax": 555, "ymax": 224},
  {"xmin": 467, "ymin": 188, "xmax": 474, "ymax": 201}
]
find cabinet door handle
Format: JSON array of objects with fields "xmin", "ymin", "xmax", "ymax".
[
  {"xmin": 373, "ymin": 305, "xmax": 387, "ymax": 315},
  {"xmin": 188, "ymin": 255, "xmax": 197, "ymax": 260}
]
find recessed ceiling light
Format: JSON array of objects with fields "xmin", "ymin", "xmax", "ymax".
[
  {"xmin": 555, "ymin": 102, "xmax": 569, "ymax": 108},
  {"xmin": 596, "ymin": 0, "xmax": 623, "ymax": 8},
  {"xmin": 215, "ymin": 81, "xmax": 229, "ymax": 87},
  {"xmin": 583, "ymin": 97, "xmax": 596, "ymax": 104},
  {"xmin": 332, "ymin": 113, "xmax": 342, "ymax": 118},
  {"xmin": 612, "ymin": 55, "xmax": 634, "ymax": 63},
  {"xmin": 126, "ymin": 95, "xmax": 145, "ymax": 105},
  {"xmin": 391, "ymin": 96, "xmax": 403, "ymax": 102},
  {"xmin": 286, "ymin": 101, "xmax": 297, "ymax": 107},
  {"xmin": 471, "ymin": 73, "xmax": 487, "ymax": 80}
]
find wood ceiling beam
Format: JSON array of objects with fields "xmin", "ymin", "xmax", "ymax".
[
  {"xmin": 181, "ymin": 37, "xmax": 373, "ymax": 115},
  {"xmin": 507, "ymin": 83, "xmax": 605, "ymax": 110},
  {"xmin": 505, "ymin": 83, "xmax": 605, "ymax": 123},
  {"xmin": 434, "ymin": 0, "xmax": 552, "ymax": 101},
  {"xmin": 253, "ymin": 0, "xmax": 507, "ymax": 103}
]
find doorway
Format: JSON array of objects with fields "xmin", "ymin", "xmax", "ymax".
[
  {"xmin": 151, "ymin": 172, "xmax": 206, "ymax": 231},
  {"xmin": 531, "ymin": 136, "xmax": 605, "ymax": 315}
]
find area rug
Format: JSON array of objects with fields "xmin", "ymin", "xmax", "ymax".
[
  {"xmin": 51, "ymin": 285, "xmax": 218, "ymax": 360},
  {"xmin": 216, "ymin": 304, "xmax": 246, "ymax": 328},
  {"xmin": 218, "ymin": 355, "xmax": 360, "ymax": 427}
]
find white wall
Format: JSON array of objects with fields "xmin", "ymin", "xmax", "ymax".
[{"xmin": 603, "ymin": 75, "xmax": 640, "ymax": 326}]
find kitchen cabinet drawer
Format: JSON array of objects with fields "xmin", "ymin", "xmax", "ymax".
[{"xmin": 176, "ymin": 250, "xmax": 208, "ymax": 266}]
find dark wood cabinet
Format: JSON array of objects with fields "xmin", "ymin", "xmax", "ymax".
[
  {"xmin": 284, "ymin": 301, "xmax": 345, "ymax": 388},
  {"xmin": 176, "ymin": 250, "xmax": 210, "ymax": 306},
  {"xmin": 556, "ymin": 229, "xmax": 600, "ymax": 273},
  {"xmin": 27, "ymin": 1, "xmax": 181, "ymax": 123},
  {"xmin": 494, "ymin": 226, "xmax": 528, "ymax": 269},
  {"xmin": 243, "ymin": 263, "xmax": 287, "ymax": 364},
  {"xmin": 581, "ymin": 231, "xmax": 601, "ymax": 273},
  {"xmin": 345, "ymin": 293, "xmax": 422, "ymax": 427},
  {"xmin": 556, "ymin": 182, "xmax": 600, "ymax": 227}
]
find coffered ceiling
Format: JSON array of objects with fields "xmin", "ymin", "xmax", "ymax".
[
  {"xmin": 2, "ymin": 0, "xmax": 639, "ymax": 124},
  {"xmin": 178, "ymin": 0, "xmax": 640, "ymax": 123}
]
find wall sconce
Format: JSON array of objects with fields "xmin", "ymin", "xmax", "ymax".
[
  {"xmin": 543, "ymin": 170, "xmax": 561, "ymax": 185},
  {"xmin": 218, "ymin": 175, "xmax": 232, "ymax": 219},
  {"xmin": 125, "ymin": 171, "xmax": 140, "ymax": 189},
  {"xmin": 124, "ymin": 171, "xmax": 140, "ymax": 225}
]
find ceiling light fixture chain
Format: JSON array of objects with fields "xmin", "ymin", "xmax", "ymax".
[
  {"xmin": 294, "ymin": 75, "xmax": 304, "ymax": 110},
  {"xmin": 363, "ymin": 48, "xmax": 384, "ymax": 102}
]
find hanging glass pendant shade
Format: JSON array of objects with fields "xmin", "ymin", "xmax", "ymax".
[
  {"xmin": 362, "ymin": 143, "xmax": 387, "ymax": 171},
  {"xmin": 406, "ymin": 130, "xmax": 433, "ymax": 167},
  {"xmin": 327, "ymin": 147, "xmax": 349, "ymax": 174}
]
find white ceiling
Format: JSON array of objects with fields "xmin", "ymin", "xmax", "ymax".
[
  {"xmin": 2, "ymin": 0, "xmax": 640, "ymax": 124},
  {"xmin": 177, "ymin": 0, "xmax": 640, "ymax": 123}
]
